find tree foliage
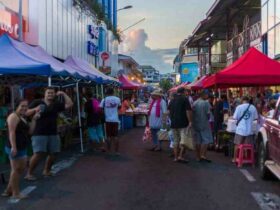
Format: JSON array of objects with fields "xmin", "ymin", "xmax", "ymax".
[{"xmin": 159, "ymin": 79, "xmax": 172, "ymax": 93}]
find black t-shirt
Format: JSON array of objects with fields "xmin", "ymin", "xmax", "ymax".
[
  {"xmin": 6, "ymin": 117, "xmax": 30, "ymax": 150},
  {"xmin": 168, "ymin": 94, "xmax": 192, "ymax": 129},
  {"xmin": 85, "ymin": 99, "xmax": 103, "ymax": 127},
  {"xmin": 29, "ymin": 99, "xmax": 65, "ymax": 135}
]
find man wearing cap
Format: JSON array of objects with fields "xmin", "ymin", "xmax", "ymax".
[
  {"xmin": 148, "ymin": 89, "xmax": 167, "ymax": 151},
  {"xmin": 192, "ymin": 90, "xmax": 213, "ymax": 162},
  {"xmin": 168, "ymin": 87, "xmax": 192, "ymax": 162}
]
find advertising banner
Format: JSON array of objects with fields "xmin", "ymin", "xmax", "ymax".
[{"xmin": 180, "ymin": 62, "xmax": 198, "ymax": 83}]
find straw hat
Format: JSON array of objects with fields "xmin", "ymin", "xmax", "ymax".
[{"xmin": 151, "ymin": 89, "xmax": 163, "ymax": 96}]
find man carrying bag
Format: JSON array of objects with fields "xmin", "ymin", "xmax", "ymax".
[{"xmin": 232, "ymin": 96, "xmax": 258, "ymax": 163}]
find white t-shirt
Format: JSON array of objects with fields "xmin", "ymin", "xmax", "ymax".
[
  {"xmin": 233, "ymin": 103, "xmax": 258, "ymax": 136},
  {"xmin": 100, "ymin": 96, "xmax": 121, "ymax": 123},
  {"xmin": 149, "ymin": 99, "xmax": 167, "ymax": 129}
]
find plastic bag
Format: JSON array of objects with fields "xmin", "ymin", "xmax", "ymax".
[
  {"xmin": 142, "ymin": 126, "xmax": 152, "ymax": 142},
  {"xmin": 185, "ymin": 127, "xmax": 194, "ymax": 150}
]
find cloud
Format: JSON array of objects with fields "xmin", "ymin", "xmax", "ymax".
[{"xmin": 120, "ymin": 29, "xmax": 177, "ymax": 73}]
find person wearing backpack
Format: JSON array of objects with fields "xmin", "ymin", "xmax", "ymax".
[
  {"xmin": 232, "ymin": 96, "xmax": 258, "ymax": 163},
  {"xmin": 85, "ymin": 91, "xmax": 105, "ymax": 152}
]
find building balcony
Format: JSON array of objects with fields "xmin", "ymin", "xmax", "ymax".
[
  {"xmin": 227, "ymin": 21, "xmax": 262, "ymax": 65},
  {"xmin": 199, "ymin": 53, "xmax": 227, "ymax": 75}
]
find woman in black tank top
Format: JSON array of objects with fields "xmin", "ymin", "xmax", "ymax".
[{"xmin": 2, "ymin": 99, "xmax": 40, "ymax": 200}]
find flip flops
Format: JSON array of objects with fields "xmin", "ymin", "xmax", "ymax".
[
  {"xmin": 24, "ymin": 175, "xmax": 37, "ymax": 181},
  {"xmin": 1, "ymin": 190, "xmax": 12, "ymax": 197},
  {"xmin": 200, "ymin": 157, "xmax": 212, "ymax": 163}
]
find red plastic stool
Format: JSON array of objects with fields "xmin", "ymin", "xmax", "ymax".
[{"xmin": 235, "ymin": 144, "xmax": 255, "ymax": 168}]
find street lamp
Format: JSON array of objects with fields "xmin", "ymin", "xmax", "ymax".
[{"xmin": 117, "ymin": 5, "xmax": 133, "ymax": 12}]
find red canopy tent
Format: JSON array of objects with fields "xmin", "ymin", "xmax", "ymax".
[
  {"xmin": 188, "ymin": 75, "xmax": 209, "ymax": 90},
  {"xmin": 169, "ymin": 82, "xmax": 190, "ymax": 93},
  {"xmin": 203, "ymin": 48, "xmax": 280, "ymax": 88},
  {"xmin": 119, "ymin": 74, "xmax": 141, "ymax": 90}
]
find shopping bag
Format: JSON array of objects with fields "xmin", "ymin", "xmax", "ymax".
[
  {"xmin": 142, "ymin": 126, "xmax": 152, "ymax": 142},
  {"xmin": 184, "ymin": 127, "xmax": 194, "ymax": 150},
  {"xmin": 157, "ymin": 130, "xmax": 169, "ymax": 141}
]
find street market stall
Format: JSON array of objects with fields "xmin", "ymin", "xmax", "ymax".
[
  {"xmin": 203, "ymin": 48, "xmax": 280, "ymax": 88},
  {"xmin": 188, "ymin": 75, "xmax": 209, "ymax": 90}
]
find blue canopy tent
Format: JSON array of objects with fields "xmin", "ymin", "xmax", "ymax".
[
  {"xmin": 65, "ymin": 56, "xmax": 120, "ymax": 85},
  {"xmin": 0, "ymin": 34, "xmax": 51, "ymax": 76}
]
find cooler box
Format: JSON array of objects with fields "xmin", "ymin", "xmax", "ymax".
[{"xmin": 124, "ymin": 115, "xmax": 133, "ymax": 129}]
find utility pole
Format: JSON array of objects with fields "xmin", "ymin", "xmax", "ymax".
[{"xmin": 19, "ymin": 0, "xmax": 23, "ymax": 41}]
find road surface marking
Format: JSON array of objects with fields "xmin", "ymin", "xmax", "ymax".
[
  {"xmin": 240, "ymin": 169, "xmax": 256, "ymax": 182},
  {"xmin": 51, "ymin": 156, "xmax": 78, "ymax": 175},
  {"xmin": 7, "ymin": 186, "xmax": 37, "ymax": 204},
  {"xmin": 251, "ymin": 192, "xmax": 280, "ymax": 210}
]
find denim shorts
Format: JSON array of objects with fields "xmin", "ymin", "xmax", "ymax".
[
  {"xmin": 88, "ymin": 125, "xmax": 104, "ymax": 143},
  {"xmin": 5, "ymin": 147, "xmax": 27, "ymax": 160},
  {"xmin": 31, "ymin": 135, "xmax": 61, "ymax": 153}
]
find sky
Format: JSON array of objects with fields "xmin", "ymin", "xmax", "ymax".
[{"xmin": 118, "ymin": 0, "xmax": 215, "ymax": 73}]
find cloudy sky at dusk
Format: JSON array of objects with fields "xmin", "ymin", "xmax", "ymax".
[{"xmin": 118, "ymin": 0, "xmax": 215, "ymax": 73}]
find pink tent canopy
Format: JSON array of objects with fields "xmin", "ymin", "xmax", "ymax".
[{"xmin": 119, "ymin": 74, "xmax": 141, "ymax": 90}]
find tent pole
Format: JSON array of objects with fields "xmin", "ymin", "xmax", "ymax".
[
  {"xmin": 96, "ymin": 85, "xmax": 99, "ymax": 98},
  {"xmin": 101, "ymin": 84, "xmax": 104, "ymax": 99},
  {"xmin": 11, "ymin": 86, "xmax": 15, "ymax": 111},
  {"xmin": 76, "ymin": 82, "xmax": 84, "ymax": 153},
  {"xmin": 48, "ymin": 77, "xmax": 52, "ymax": 87}
]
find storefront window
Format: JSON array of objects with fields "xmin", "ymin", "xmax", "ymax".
[
  {"xmin": 275, "ymin": 25, "xmax": 280, "ymax": 56},
  {"xmin": 276, "ymin": 0, "xmax": 280, "ymax": 24},
  {"xmin": 268, "ymin": 29, "xmax": 275, "ymax": 58},
  {"xmin": 268, "ymin": 0, "xmax": 275, "ymax": 29},
  {"xmin": 262, "ymin": 3, "xmax": 268, "ymax": 34}
]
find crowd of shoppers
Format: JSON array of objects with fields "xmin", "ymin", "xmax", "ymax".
[{"xmin": 147, "ymin": 87, "xmax": 279, "ymax": 164}]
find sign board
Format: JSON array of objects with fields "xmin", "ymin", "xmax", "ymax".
[
  {"xmin": 87, "ymin": 41, "xmax": 99, "ymax": 56},
  {"xmin": 180, "ymin": 62, "xmax": 198, "ymax": 83},
  {"xmin": 101, "ymin": 52, "xmax": 110, "ymax": 61},
  {"xmin": 99, "ymin": 66, "xmax": 111, "ymax": 75},
  {"xmin": 0, "ymin": 9, "xmax": 25, "ymax": 39},
  {"xmin": 88, "ymin": 25, "xmax": 99, "ymax": 39}
]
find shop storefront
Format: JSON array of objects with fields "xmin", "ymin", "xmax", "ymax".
[
  {"xmin": 262, "ymin": 0, "xmax": 280, "ymax": 59},
  {"xmin": 0, "ymin": 0, "xmax": 118, "ymax": 72}
]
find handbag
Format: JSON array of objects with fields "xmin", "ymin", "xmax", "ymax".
[
  {"xmin": 184, "ymin": 127, "xmax": 194, "ymax": 150},
  {"xmin": 157, "ymin": 130, "xmax": 169, "ymax": 141},
  {"xmin": 142, "ymin": 126, "xmax": 152, "ymax": 142},
  {"xmin": 236, "ymin": 104, "xmax": 251, "ymax": 126}
]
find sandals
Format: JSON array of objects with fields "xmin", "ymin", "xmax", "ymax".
[
  {"xmin": 11, "ymin": 194, "xmax": 28, "ymax": 200},
  {"xmin": 43, "ymin": 172, "xmax": 54, "ymax": 177},
  {"xmin": 200, "ymin": 157, "xmax": 212, "ymax": 163},
  {"xmin": 1, "ymin": 190, "xmax": 12, "ymax": 197},
  {"xmin": 178, "ymin": 157, "xmax": 189, "ymax": 164},
  {"xmin": 24, "ymin": 175, "xmax": 37, "ymax": 181}
]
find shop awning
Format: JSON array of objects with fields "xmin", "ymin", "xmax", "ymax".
[
  {"xmin": 203, "ymin": 48, "xmax": 280, "ymax": 88},
  {"xmin": 168, "ymin": 82, "xmax": 190, "ymax": 93},
  {"xmin": 0, "ymin": 34, "xmax": 51, "ymax": 76},
  {"xmin": 119, "ymin": 74, "xmax": 141, "ymax": 90},
  {"xmin": 65, "ymin": 56, "xmax": 119, "ymax": 84},
  {"xmin": 188, "ymin": 75, "xmax": 208, "ymax": 90},
  {"xmin": 8, "ymin": 35, "xmax": 84, "ymax": 79}
]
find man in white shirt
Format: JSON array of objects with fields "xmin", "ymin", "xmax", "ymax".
[
  {"xmin": 232, "ymin": 96, "xmax": 258, "ymax": 162},
  {"xmin": 100, "ymin": 87, "xmax": 121, "ymax": 155}
]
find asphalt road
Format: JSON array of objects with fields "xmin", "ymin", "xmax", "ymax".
[{"xmin": 0, "ymin": 128, "xmax": 279, "ymax": 210}]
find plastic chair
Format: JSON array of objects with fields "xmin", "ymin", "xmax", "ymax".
[{"xmin": 235, "ymin": 144, "xmax": 255, "ymax": 168}]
